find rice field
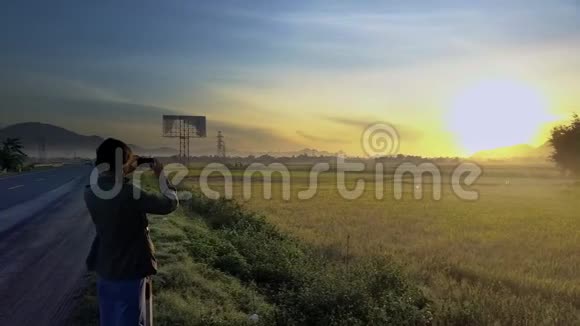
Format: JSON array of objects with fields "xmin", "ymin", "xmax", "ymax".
[{"xmin": 184, "ymin": 161, "xmax": 580, "ymax": 325}]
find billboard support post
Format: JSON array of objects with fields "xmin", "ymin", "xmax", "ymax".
[{"xmin": 162, "ymin": 115, "xmax": 207, "ymax": 162}]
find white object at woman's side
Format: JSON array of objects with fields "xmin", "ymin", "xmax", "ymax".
[{"xmin": 248, "ymin": 314, "xmax": 259, "ymax": 323}]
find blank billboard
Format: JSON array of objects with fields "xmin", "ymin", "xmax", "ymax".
[{"xmin": 162, "ymin": 115, "xmax": 207, "ymax": 137}]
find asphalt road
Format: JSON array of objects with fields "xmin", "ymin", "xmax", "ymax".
[
  {"xmin": 0, "ymin": 165, "xmax": 91, "ymax": 211},
  {"xmin": 0, "ymin": 165, "xmax": 94, "ymax": 326}
]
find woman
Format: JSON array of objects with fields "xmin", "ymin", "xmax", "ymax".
[{"xmin": 85, "ymin": 138, "xmax": 178, "ymax": 326}]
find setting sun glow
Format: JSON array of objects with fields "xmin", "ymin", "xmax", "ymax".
[{"xmin": 448, "ymin": 80, "xmax": 551, "ymax": 155}]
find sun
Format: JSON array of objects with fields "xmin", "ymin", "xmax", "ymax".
[{"xmin": 448, "ymin": 79, "xmax": 551, "ymax": 155}]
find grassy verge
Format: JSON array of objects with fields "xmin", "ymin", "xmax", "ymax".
[{"xmin": 72, "ymin": 192, "xmax": 431, "ymax": 325}]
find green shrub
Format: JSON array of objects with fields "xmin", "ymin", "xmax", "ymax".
[{"xmin": 186, "ymin": 193, "xmax": 432, "ymax": 325}]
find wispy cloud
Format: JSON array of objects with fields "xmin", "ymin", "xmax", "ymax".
[
  {"xmin": 209, "ymin": 120, "xmax": 303, "ymax": 152},
  {"xmin": 0, "ymin": 72, "xmax": 127, "ymax": 103},
  {"xmin": 324, "ymin": 115, "xmax": 423, "ymax": 143},
  {"xmin": 295, "ymin": 130, "xmax": 344, "ymax": 143}
]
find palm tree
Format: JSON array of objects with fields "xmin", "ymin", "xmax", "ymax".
[{"xmin": 0, "ymin": 138, "xmax": 27, "ymax": 171}]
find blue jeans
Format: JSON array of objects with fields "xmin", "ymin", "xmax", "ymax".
[{"xmin": 97, "ymin": 277, "xmax": 146, "ymax": 326}]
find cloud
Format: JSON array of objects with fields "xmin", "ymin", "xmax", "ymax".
[
  {"xmin": 0, "ymin": 70, "xmax": 307, "ymax": 154},
  {"xmin": 324, "ymin": 115, "xmax": 423, "ymax": 143},
  {"xmin": 295, "ymin": 130, "xmax": 343, "ymax": 143},
  {"xmin": 324, "ymin": 116, "xmax": 369, "ymax": 128},
  {"xmin": 0, "ymin": 72, "xmax": 126, "ymax": 102},
  {"xmin": 208, "ymin": 120, "xmax": 303, "ymax": 152},
  {"xmin": 224, "ymin": 2, "xmax": 580, "ymax": 71},
  {"xmin": 0, "ymin": 93, "xmax": 305, "ymax": 153},
  {"xmin": 0, "ymin": 95, "xmax": 180, "ymax": 145}
]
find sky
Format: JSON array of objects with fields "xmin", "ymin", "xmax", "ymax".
[{"xmin": 1, "ymin": 0, "xmax": 579, "ymax": 156}]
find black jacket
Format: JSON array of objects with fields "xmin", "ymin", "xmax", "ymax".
[{"xmin": 84, "ymin": 175, "xmax": 178, "ymax": 280}]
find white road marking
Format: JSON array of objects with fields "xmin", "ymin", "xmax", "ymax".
[{"xmin": 8, "ymin": 185, "xmax": 24, "ymax": 190}]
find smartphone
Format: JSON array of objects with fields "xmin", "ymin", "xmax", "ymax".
[{"xmin": 137, "ymin": 157, "xmax": 155, "ymax": 166}]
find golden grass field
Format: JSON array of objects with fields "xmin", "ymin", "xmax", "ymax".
[{"xmin": 182, "ymin": 161, "xmax": 580, "ymax": 325}]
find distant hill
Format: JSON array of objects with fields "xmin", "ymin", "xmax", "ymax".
[
  {"xmin": 0, "ymin": 122, "xmax": 177, "ymax": 158},
  {"xmin": 471, "ymin": 142, "xmax": 553, "ymax": 160}
]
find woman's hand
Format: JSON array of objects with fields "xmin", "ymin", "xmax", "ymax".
[
  {"xmin": 152, "ymin": 159, "xmax": 177, "ymax": 191},
  {"xmin": 152, "ymin": 158, "xmax": 164, "ymax": 177},
  {"xmin": 123, "ymin": 154, "xmax": 139, "ymax": 175}
]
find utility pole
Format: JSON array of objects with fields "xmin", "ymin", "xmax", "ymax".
[
  {"xmin": 217, "ymin": 131, "xmax": 226, "ymax": 158},
  {"xmin": 37, "ymin": 137, "xmax": 46, "ymax": 163}
]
